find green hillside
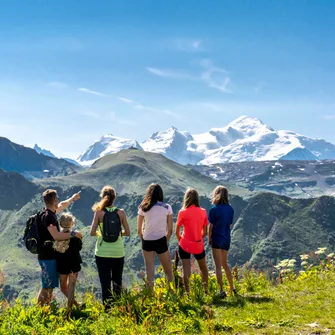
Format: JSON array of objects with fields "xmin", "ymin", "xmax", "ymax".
[
  {"xmin": 37, "ymin": 149, "xmax": 248, "ymax": 197},
  {"xmin": 230, "ymin": 193, "xmax": 335, "ymax": 267},
  {"xmin": 1, "ymin": 150, "xmax": 335, "ymax": 302}
]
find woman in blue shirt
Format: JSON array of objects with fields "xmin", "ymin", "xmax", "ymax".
[{"xmin": 208, "ymin": 186, "xmax": 236, "ymax": 298}]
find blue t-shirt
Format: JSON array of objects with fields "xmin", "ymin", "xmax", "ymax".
[{"xmin": 208, "ymin": 204, "xmax": 234, "ymax": 248}]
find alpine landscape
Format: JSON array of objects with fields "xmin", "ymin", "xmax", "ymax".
[
  {"xmin": 1, "ymin": 1, "xmax": 335, "ymax": 334},
  {"xmin": 1, "ymin": 116, "xmax": 335, "ymax": 301}
]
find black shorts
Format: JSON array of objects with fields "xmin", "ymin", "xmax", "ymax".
[
  {"xmin": 57, "ymin": 262, "xmax": 81, "ymax": 275},
  {"xmin": 211, "ymin": 240, "xmax": 230, "ymax": 251},
  {"xmin": 178, "ymin": 245, "xmax": 206, "ymax": 261},
  {"xmin": 142, "ymin": 236, "xmax": 168, "ymax": 254}
]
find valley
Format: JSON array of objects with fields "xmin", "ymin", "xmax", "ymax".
[{"xmin": 0, "ymin": 149, "xmax": 334, "ymax": 301}]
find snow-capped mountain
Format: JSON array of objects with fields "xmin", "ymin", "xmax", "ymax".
[
  {"xmin": 34, "ymin": 144, "xmax": 57, "ymax": 158},
  {"xmin": 141, "ymin": 127, "xmax": 202, "ymax": 165},
  {"xmin": 34, "ymin": 144, "xmax": 81, "ymax": 166},
  {"xmin": 77, "ymin": 116, "xmax": 335, "ymax": 166},
  {"xmin": 77, "ymin": 134, "xmax": 143, "ymax": 165}
]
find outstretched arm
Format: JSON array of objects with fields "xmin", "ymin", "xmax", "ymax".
[{"xmin": 56, "ymin": 191, "xmax": 81, "ymax": 214}]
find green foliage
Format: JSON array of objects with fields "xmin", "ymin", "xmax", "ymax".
[{"xmin": 1, "ymin": 254, "xmax": 335, "ymax": 334}]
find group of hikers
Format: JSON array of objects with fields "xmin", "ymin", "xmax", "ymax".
[{"xmin": 34, "ymin": 183, "xmax": 235, "ymax": 311}]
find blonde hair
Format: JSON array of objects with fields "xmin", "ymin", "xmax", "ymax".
[
  {"xmin": 92, "ymin": 186, "xmax": 116, "ymax": 212},
  {"xmin": 183, "ymin": 188, "xmax": 200, "ymax": 209},
  {"xmin": 212, "ymin": 186, "xmax": 229, "ymax": 205},
  {"xmin": 53, "ymin": 213, "xmax": 75, "ymax": 253},
  {"xmin": 59, "ymin": 213, "xmax": 75, "ymax": 229}
]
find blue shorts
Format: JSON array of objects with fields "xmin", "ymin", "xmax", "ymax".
[
  {"xmin": 38, "ymin": 260, "xmax": 59, "ymax": 289},
  {"xmin": 211, "ymin": 240, "xmax": 230, "ymax": 251}
]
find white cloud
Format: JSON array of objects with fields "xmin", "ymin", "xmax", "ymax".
[
  {"xmin": 81, "ymin": 111, "xmax": 100, "ymax": 118},
  {"xmin": 47, "ymin": 81, "xmax": 69, "ymax": 89},
  {"xmin": 109, "ymin": 112, "xmax": 136, "ymax": 126},
  {"xmin": 147, "ymin": 59, "xmax": 231, "ymax": 93},
  {"xmin": 135, "ymin": 104, "xmax": 180, "ymax": 119},
  {"xmin": 322, "ymin": 115, "xmax": 335, "ymax": 120},
  {"xmin": 192, "ymin": 40, "xmax": 202, "ymax": 49},
  {"xmin": 173, "ymin": 38, "xmax": 204, "ymax": 52},
  {"xmin": 146, "ymin": 67, "xmax": 191, "ymax": 79},
  {"xmin": 77, "ymin": 88, "xmax": 107, "ymax": 97},
  {"xmin": 134, "ymin": 104, "xmax": 156, "ymax": 111},
  {"xmin": 163, "ymin": 109, "xmax": 181, "ymax": 119},
  {"xmin": 200, "ymin": 59, "xmax": 231, "ymax": 93},
  {"xmin": 118, "ymin": 97, "xmax": 136, "ymax": 104}
]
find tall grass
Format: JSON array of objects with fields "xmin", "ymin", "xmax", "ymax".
[{"xmin": 0, "ymin": 248, "xmax": 334, "ymax": 334}]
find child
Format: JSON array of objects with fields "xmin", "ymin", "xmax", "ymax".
[
  {"xmin": 54, "ymin": 213, "xmax": 82, "ymax": 311},
  {"xmin": 208, "ymin": 186, "xmax": 236, "ymax": 298},
  {"xmin": 176, "ymin": 188, "xmax": 208, "ymax": 293}
]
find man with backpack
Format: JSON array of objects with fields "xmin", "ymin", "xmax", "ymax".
[{"xmin": 36, "ymin": 189, "xmax": 82, "ymax": 306}]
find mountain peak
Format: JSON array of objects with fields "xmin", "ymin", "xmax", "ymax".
[
  {"xmin": 34, "ymin": 144, "xmax": 57, "ymax": 158},
  {"xmin": 224, "ymin": 115, "xmax": 275, "ymax": 134},
  {"xmin": 77, "ymin": 134, "xmax": 143, "ymax": 164},
  {"xmin": 78, "ymin": 115, "xmax": 335, "ymax": 165},
  {"xmin": 100, "ymin": 134, "xmax": 115, "ymax": 139}
]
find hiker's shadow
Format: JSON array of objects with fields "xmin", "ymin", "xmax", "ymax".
[{"xmin": 212, "ymin": 294, "xmax": 274, "ymax": 308}]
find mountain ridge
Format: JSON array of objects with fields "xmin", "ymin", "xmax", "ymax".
[
  {"xmin": 0, "ymin": 137, "xmax": 79, "ymax": 179},
  {"xmin": 78, "ymin": 116, "xmax": 335, "ymax": 166}
]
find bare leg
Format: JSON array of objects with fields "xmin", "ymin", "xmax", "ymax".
[
  {"xmin": 157, "ymin": 251, "xmax": 174, "ymax": 283},
  {"xmin": 67, "ymin": 272, "xmax": 78, "ymax": 311},
  {"xmin": 142, "ymin": 250, "xmax": 155, "ymax": 291},
  {"xmin": 60, "ymin": 273, "xmax": 79, "ymax": 307},
  {"xmin": 38, "ymin": 288, "xmax": 53, "ymax": 306},
  {"xmin": 212, "ymin": 248, "xmax": 223, "ymax": 291},
  {"xmin": 60, "ymin": 274, "xmax": 69, "ymax": 299},
  {"xmin": 196, "ymin": 257, "xmax": 209, "ymax": 293},
  {"xmin": 221, "ymin": 250, "xmax": 234, "ymax": 291},
  {"xmin": 181, "ymin": 259, "xmax": 191, "ymax": 292}
]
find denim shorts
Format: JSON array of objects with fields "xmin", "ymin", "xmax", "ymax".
[{"xmin": 38, "ymin": 260, "xmax": 59, "ymax": 289}]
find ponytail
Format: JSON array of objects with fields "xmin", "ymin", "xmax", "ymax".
[{"xmin": 92, "ymin": 186, "xmax": 116, "ymax": 211}]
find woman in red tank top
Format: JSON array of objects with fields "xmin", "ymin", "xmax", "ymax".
[{"xmin": 176, "ymin": 188, "xmax": 209, "ymax": 293}]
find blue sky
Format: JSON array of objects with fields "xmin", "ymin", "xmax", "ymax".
[{"xmin": 0, "ymin": 0, "xmax": 335, "ymax": 158}]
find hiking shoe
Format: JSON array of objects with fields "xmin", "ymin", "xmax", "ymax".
[{"xmin": 220, "ymin": 290, "xmax": 227, "ymax": 299}]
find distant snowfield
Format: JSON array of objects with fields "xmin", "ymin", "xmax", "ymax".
[{"xmin": 38, "ymin": 116, "xmax": 335, "ymax": 167}]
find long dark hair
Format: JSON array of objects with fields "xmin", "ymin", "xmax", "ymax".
[{"xmin": 139, "ymin": 184, "xmax": 163, "ymax": 212}]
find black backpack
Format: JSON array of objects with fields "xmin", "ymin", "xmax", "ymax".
[
  {"xmin": 100, "ymin": 208, "xmax": 122, "ymax": 243},
  {"xmin": 23, "ymin": 212, "xmax": 42, "ymax": 254}
]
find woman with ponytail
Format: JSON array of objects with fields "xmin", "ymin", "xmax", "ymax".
[
  {"xmin": 176, "ymin": 188, "xmax": 209, "ymax": 293},
  {"xmin": 90, "ymin": 186, "xmax": 130, "ymax": 307},
  {"xmin": 208, "ymin": 186, "xmax": 236, "ymax": 298}
]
